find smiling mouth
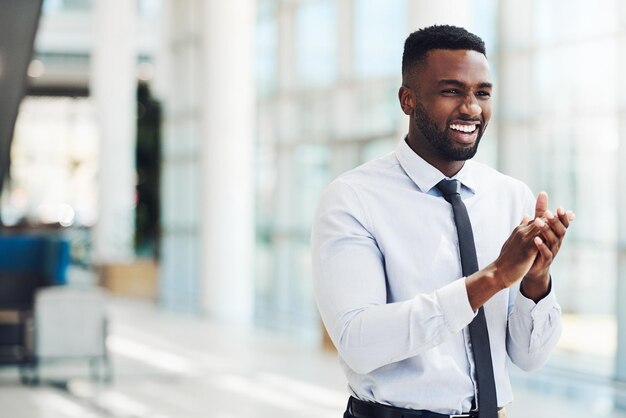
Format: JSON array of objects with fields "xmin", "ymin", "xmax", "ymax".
[{"xmin": 449, "ymin": 123, "xmax": 479, "ymax": 133}]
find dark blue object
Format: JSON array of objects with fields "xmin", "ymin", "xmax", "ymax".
[
  {"xmin": 43, "ymin": 238, "xmax": 70, "ymax": 284},
  {"xmin": 0, "ymin": 235, "xmax": 69, "ymax": 284}
]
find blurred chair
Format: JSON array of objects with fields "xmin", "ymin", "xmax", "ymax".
[
  {"xmin": 29, "ymin": 285, "xmax": 111, "ymax": 384},
  {"xmin": 0, "ymin": 234, "xmax": 70, "ymax": 382}
]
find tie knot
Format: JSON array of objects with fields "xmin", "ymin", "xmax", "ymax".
[{"xmin": 435, "ymin": 179, "xmax": 461, "ymax": 197}]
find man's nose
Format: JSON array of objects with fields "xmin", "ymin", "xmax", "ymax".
[{"xmin": 460, "ymin": 94, "xmax": 482, "ymax": 117}]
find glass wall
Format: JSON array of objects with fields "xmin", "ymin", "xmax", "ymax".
[
  {"xmin": 255, "ymin": 0, "xmax": 623, "ymax": 377},
  {"xmin": 254, "ymin": 0, "xmax": 500, "ymax": 339},
  {"xmin": 498, "ymin": 0, "xmax": 619, "ymax": 375},
  {"xmin": 2, "ymin": 97, "xmax": 98, "ymax": 228},
  {"xmin": 255, "ymin": 0, "xmax": 405, "ymax": 334}
]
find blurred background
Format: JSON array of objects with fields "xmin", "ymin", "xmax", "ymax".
[{"xmin": 0, "ymin": 0, "xmax": 625, "ymax": 417}]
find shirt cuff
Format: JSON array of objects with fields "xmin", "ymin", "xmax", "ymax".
[
  {"xmin": 436, "ymin": 277, "xmax": 476, "ymax": 334},
  {"xmin": 515, "ymin": 285, "xmax": 559, "ymax": 319}
]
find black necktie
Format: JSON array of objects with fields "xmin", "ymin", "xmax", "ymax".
[{"xmin": 436, "ymin": 179, "xmax": 498, "ymax": 418}]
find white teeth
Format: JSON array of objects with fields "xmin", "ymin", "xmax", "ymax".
[{"xmin": 450, "ymin": 124, "xmax": 477, "ymax": 133}]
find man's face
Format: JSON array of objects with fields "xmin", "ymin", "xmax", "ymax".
[{"xmin": 401, "ymin": 49, "xmax": 492, "ymax": 162}]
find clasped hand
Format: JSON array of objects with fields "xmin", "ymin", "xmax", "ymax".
[{"xmin": 495, "ymin": 192, "xmax": 575, "ymax": 301}]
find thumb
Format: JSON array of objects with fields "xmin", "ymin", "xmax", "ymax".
[
  {"xmin": 520, "ymin": 215, "xmax": 532, "ymax": 225},
  {"xmin": 535, "ymin": 191, "xmax": 549, "ymax": 219}
]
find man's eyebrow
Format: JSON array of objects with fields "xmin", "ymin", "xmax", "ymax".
[
  {"xmin": 437, "ymin": 79, "xmax": 465, "ymax": 87},
  {"xmin": 437, "ymin": 79, "xmax": 493, "ymax": 89}
]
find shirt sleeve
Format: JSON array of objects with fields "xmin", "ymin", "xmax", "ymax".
[
  {"xmin": 505, "ymin": 185, "xmax": 563, "ymax": 371},
  {"xmin": 506, "ymin": 283, "xmax": 562, "ymax": 371},
  {"xmin": 311, "ymin": 180, "xmax": 476, "ymax": 375}
]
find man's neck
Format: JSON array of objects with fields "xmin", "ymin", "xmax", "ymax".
[{"xmin": 405, "ymin": 135, "xmax": 465, "ymax": 178}]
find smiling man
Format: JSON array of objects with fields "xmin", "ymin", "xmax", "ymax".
[{"xmin": 311, "ymin": 25, "xmax": 575, "ymax": 418}]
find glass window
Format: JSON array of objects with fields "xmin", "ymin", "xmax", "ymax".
[
  {"xmin": 294, "ymin": 0, "xmax": 338, "ymax": 87},
  {"xmin": 292, "ymin": 144, "xmax": 331, "ymax": 227},
  {"xmin": 500, "ymin": 0, "xmax": 621, "ymax": 376},
  {"xmin": 4, "ymin": 97, "xmax": 98, "ymax": 227},
  {"xmin": 471, "ymin": 0, "xmax": 499, "ymax": 53},
  {"xmin": 254, "ymin": 143, "xmax": 330, "ymax": 333},
  {"xmin": 534, "ymin": 0, "xmax": 617, "ymax": 43},
  {"xmin": 42, "ymin": 0, "xmax": 91, "ymax": 14},
  {"xmin": 139, "ymin": 0, "xmax": 161, "ymax": 19},
  {"xmin": 255, "ymin": 2, "xmax": 278, "ymax": 96},
  {"xmin": 361, "ymin": 137, "xmax": 396, "ymax": 162},
  {"xmin": 353, "ymin": 82, "xmax": 401, "ymax": 138},
  {"xmin": 353, "ymin": 0, "xmax": 406, "ymax": 78}
]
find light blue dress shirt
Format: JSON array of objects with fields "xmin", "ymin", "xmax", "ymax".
[{"xmin": 311, "ymin": 139, "xmax": 562, "ymax": 415}]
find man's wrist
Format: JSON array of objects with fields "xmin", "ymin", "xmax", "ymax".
[
  {"xmin": 520, "ymin": 273, "xmax": 551, "ymax": 302},
  {"xmin": 466, "ymin": 264, "xmax": 506, "ymax": 311}
]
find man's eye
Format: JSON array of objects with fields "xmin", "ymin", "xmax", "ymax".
[
  {"xmin": 441, "ymin": 89, "xmax": 459, "ymax": 95},
  {"xmin": 477, "ymin": 91, "xmax": 491, "ymax": 98}
]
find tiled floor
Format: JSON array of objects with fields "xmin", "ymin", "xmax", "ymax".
[{"xmin": 1, "ymin": 296, "xmax": 625, "ymax": 418}]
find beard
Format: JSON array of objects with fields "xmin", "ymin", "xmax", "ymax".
[{"xmin": 413, "ymin": 100, "xmax": 484, "ymax": 161}]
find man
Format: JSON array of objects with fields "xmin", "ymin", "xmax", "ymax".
[{"xmin": 311, "ymin": 25, "xmax": 574, "ymax": 418}]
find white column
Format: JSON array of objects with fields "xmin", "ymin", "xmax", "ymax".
[
  {"xmin": 338, "ymin": 0, "xmax": 353, "ymax": 81},
  {"xmin": 198, "ymin": 0, "xmax": 255, "ymax": 324},
  {"xmin": 157, "ymin": 0, "xmax": 203, "ymax": 312},
  {"xmin": 615, "ymin": 28, "xmax": 626, "ymax": 386},
  {"xmin": 91, "ymin": 0, "xmax": 137, "ymax": 264},
  {"xmin": 617, "ymin": 119, "xmax": 626, "ymax": 385},
  {"xmin": 277, "ymin": 2, "xmax": 295, "ymax": 91}
]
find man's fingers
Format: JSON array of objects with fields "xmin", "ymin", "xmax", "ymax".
[
  {"xmin": 556, "ymin": 207, "xmax": 569, "ymax": 228},
  {"xmin": 535, "ymin": 217, "xmax": 559, "ymax": 249},
  {"xmin": 520, "ymin": 215, "xmax": 532, "ymax": 225},
  {"xmin": 556, "ymin": 207, "xmax": 571, "ymax": 228},
  {"xmin": 544, "ymin": 209, "xmax": 567, "ymax": 238},
  {"xmin": 535, "ymin": 191, "xmax": 549, "ymax": 219},
  {"xmin": 534, "ymin": 236, "xmax": 553, "ymax": 262},
  {"xmin": 533, "ymin": 217, "xmax": 546, "ymax": 229}
]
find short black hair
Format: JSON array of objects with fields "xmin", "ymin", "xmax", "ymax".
[{"xmin": 402, "ymin": 25, "xmax": 486, "ymax": 77}]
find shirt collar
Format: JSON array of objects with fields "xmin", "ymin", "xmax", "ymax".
[{"xmin": 395, "ymin": 137, "xmax": 477, "ymax": 194}]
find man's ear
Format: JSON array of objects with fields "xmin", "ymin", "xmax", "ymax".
[{"xmin": 398, "ymin": 85, "xmax": 415, "ymax": 116}]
